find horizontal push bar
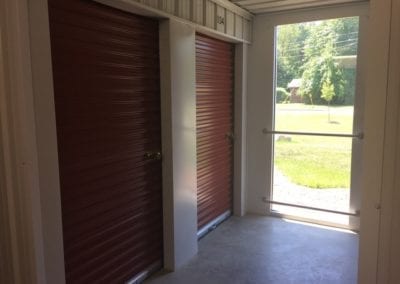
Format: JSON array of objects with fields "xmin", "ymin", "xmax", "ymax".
[
  {"xmin": 263, "ymin": 198, "xmax": 360, "ymax": 217},
  {"xmin": 262, "ymin": 128, "xmax": 364, "ymax": 139}
]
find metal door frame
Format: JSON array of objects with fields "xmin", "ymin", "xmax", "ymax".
[{"xmin": 264, "ymin": 5, "xmax": 369, "ymax": 231}]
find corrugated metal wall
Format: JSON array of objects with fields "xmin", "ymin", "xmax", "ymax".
[
  {"xmin": 48, "ymin": 0, "xmax": 163, "ymax": 282},
  {"xmin": 196, "ymin": 33, "xmax": 234, "ymax": 230},
  {"xmin": 96, "ymin": 0, "xmax": 253, "ymax": 42}
]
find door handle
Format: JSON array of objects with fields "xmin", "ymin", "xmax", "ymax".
[{"xmin": 144, "ymin": 151, "xmax": 162, "ymax": 161}]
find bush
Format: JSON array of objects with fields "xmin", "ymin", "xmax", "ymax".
[{"xmin": 276, "ymin": 87, "xmax": 290, "ymax": 103}]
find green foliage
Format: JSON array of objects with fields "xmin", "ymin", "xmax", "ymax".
[
  {"xmin": 341, "ymin": 68, "xmax": 356, "ymax": 105},
  {"xmin": 276, "ymin": 17, "xmax": 359, "ymax": 105},
  {"xmin": 299, "ymin": 21, "xmax": 345, "ymax": 104},
  {"xmin": 276, "ymin": 87, "xmax": 290, "ymax": 103},
  {"xmin": 321, "ymin": 79, "xmax": 335, "ymax": 103},
  {"xmin": 332, "ymin": 17, "xmax": 359, "ymax": 56},
  {"xmin": 276, "ymin": 24, "xmax": 309, "ymax": 89},
  {"xmin": 321, "ymin": 79, "xmax": 335, "ymax": 121},
  {"xmin": 300, "ymin": 54, "xmax": 345, "ymax": 105}
]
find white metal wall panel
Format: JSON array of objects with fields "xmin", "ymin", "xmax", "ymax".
[
  {"xmin": 97, "ymin": 0, "xmax": 253, "ymax": 42},
  {"xmin": 193, "ymin": 0, "xmax": 204, "ymax": 24},
  {"xmin": 226, "ymin": 10, "xmax": 235, "ymax": 35},
  {"xmin": 178, "ymin": 1, "xmax": 192, "ymax": 19},
  {"xmin": 216, "ymin": 5, "xmax": 226, "ymax": 32},
  {"xmin": 141, "ymin": 0, "xmax": 159, "ymax": 8},
  {"xmin": 160, "ymin": 0, "xmax": 175, "ymax": 14},
  {"xmin": 235, "ymin": 14, "xmax": 243, "ymax": 38},
  {"xmin": 244, "ymin": 19, "xmax": 252, "ymax": 41},
  {"xmin": 205, "ymin": 0, "xmax": 216, "ymax": 28}
]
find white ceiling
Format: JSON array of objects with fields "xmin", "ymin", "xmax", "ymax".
[{"xmin": 230, "ymin": 0, "xmax": 368, "ymax": 14}]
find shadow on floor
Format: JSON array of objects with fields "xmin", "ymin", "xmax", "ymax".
[{"xmin": 146, "ymin": 215, "xmax": 358, "ymax": 284}]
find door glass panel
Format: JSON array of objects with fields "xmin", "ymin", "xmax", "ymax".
[
  {"xmin": 275, "ymin": 17, "xmax": 359, "ymax": 134},
  {"xmin": 272, "ymin": 17, "xmax": 360, "ymax": 227},
  {"xmin": 272, "ymin": 135, "xmax": 352, "ymax": 226}
]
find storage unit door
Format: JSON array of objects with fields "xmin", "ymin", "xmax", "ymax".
[
  {"xmin": 196, "ymin": 34, "xmax": 234, "ymax": 230},
  {"xmin": 48, "ymin": 1, "xmax": 163, "ymax": 282}
]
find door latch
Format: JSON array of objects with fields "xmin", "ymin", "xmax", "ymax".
[{"xmin": 225, "ymin": 132, "xmax": 235, "ymax": 143}]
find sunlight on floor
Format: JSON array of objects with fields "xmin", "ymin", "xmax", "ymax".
[{"xmin": 282, "ymin": 218, "xmax": 358, "ymax": 234}]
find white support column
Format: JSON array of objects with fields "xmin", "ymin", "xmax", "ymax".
[
  {"xmin": 0, "ymin": 0, "xmax": 65, "ymax": 283},
  {"xmin": 374, "ymin": 0, "xmax": 400, "ymax": 283},
  {"xmin": 246, "ymin": 15, "xmax": 275, "ymax": 215},
  {"xmin": 233, "ymin": 43, "xmax": 248, "ymax": 217},
  {"xmin": 159, "ymin": 19, "xmax": 198, "ymax": 271},
  {"xmin": 28, "ymin": 1, "xmax": 66, "ymax": 283},
  {"xmin": 358, "ymin": 0, "xmax": 393, "ymax": 282}
]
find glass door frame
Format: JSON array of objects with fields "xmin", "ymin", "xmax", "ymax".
[{"xmin": 264, "ymin": 4, "xmax": 369, "ymax": 231}]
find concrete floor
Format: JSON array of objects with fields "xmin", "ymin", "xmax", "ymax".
[{"xmin": 146, "ymin": 215, "xmax": 358, "ymax": 284}]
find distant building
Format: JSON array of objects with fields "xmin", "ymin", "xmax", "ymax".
[
  {"xmin": 287, "ymin": 78, "xmax": 302, "ymax": 103},
  {"xmin": 334, "ymin": 55, "xmax": 357, "ymax": 69}
]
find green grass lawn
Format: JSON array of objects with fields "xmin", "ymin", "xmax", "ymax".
[{"xmin": 274, "ymin": 104, "xmax": 353, "ymax": 188}]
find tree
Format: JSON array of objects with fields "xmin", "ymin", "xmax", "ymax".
[
  {"xmin": 276, "ymin": 17, "xmax": 358, "ymax": 105},
  {"xmin": 321, "ymin": 79, "xmax": 335, "ymax": 122},
  {"xmin": 299, "ymin": 20, "xmax": 345, "ymax": 105},
  {"xmin": 333, "ymin": 17, "xmax": 359, "ymax": 56},
  {"xmin": 334, "ymin": 17, "xmax": 359, "ymax": 105},
  {"xmin": 276, "ymin": 24, "xmax": 309, "ymax": 89}
]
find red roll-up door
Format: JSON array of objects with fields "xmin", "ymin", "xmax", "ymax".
[
  {"xmin": 196, "ymin": 34, "xmax": 234, "ymax": 230},
  {"xmin": 48, "ymin": 1, "xmax": 163, "ymax": 282}
]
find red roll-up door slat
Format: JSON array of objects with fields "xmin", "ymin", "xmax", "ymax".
[
  {"xmin": 196, "ymin": 34, "xmax": 234, "ymax": 230},
  {"xmin": 48, "ymin": 1, "xmax": 163, "ymax": 282}
]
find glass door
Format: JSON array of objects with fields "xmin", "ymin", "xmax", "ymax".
[{"xmin": 268, "ymin": 16, "xmax": 363, "ymax": 229}]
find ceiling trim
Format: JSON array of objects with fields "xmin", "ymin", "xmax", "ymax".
[{"xmin": 231, "ymin": 0, "xmax": 368, "ymax": 14}]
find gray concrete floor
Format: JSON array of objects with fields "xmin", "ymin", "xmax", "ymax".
[{"xmin": 146, "ymin": 215, "xmax": 358, "ymax": 284}]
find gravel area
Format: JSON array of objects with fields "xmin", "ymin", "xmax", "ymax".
[{"xmin": 272, "ymin": 169, "xmax": 351, "ymax": 225}]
